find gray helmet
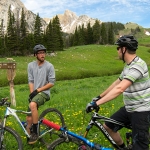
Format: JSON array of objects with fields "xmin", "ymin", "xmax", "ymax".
[
  {"xmin": 33, "ymin": 44, "xmax": 46, "ymax": 55},
  {"xmin": 115, "ymin": 35, "xmax": 138, "ymax": 51}
]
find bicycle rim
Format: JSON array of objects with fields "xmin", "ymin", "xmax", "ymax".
[
  {"xmin": 38, "ymin": 108, "xmax": 65, "ymax": 146},
  {"xmin": 0, "ymin": 126, "xmax": 23, "ymax": 150},
  {"xmin": 47, "ymin": 136, "xmax": 93, "ymax": 150}
]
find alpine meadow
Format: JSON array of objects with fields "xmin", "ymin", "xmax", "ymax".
[{"xmin": 0, "ymin": 43, "xmax": 150, "ymax": 149}]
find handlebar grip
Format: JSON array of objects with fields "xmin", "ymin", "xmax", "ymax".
[{"xmin": 42, "ymin": 119, "xmax": 61, "ymax": 130}]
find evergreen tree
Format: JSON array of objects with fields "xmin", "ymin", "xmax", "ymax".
[
  {"xmin": 0, "ymin": 19, "xmax": 6, "ymax": 56},
  {"xmin": 73, "ymin": 27, "xmax": 79, "ymax": 46},
  {"xmin": 46, "ymin": 20, "xmax": 53, "ymax": 51},
  {"xmin": 7, "ymin": 5, "xmax": 17, "ymax": 56},
  {"xmin": 108, "ymin": 23, "xmax": 115, "ymax": 44},
  {"xmin": 77, "ymin": 24, "xmax": 85, "ymax": 45},
  {"xmin": 100, "ymin": 23, "xmax": 107, "ymax": 44},
  {"xmin": 46, "ymin": 16, "xmax": 63, "ymax": 52},
  {"xmin": 34, "ymin": 13, "xmax": 43, "ymax": 44},
  {"xmin": 86, "ymin": 22, "xmax": 93, "ymax": 44},
  {"xmin": 52, "ymin": 15, "xmax": 63, "ymax": 51},
  {"xmin": 20, "ymin": 8, "xmax": 28, "ymax": 55},
  {"xmin": 93, "ymin": 20, "xmax": 101, "ymax": 44}
]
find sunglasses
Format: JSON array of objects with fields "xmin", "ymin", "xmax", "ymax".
[{"xmin": 117, "ymin": 47, "xmax": 121, "ymax": 50}]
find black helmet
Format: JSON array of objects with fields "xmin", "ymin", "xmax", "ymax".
[
  {"xmin": 115, "ymin": 35, "xmax": 138, "ymax": 51},
  {"xmin": 33, "ymin": 44, "xmax": 46, "ymax": 55}
]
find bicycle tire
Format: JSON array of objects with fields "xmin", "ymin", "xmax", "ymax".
[
  {"xmin": 47, "ymin": 135, "xmax": 93, "ymax": 150},
  {"xmin": 38, "ymin": 108, "xmax": 65, "ymax": 146},
  {"xmin": 0, "ymin": 125, "xmax": 23, "ymax": 150}
]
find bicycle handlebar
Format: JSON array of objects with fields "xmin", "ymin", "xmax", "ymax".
[{"xmin": 0, "ymin": 98, "xmax": 11, "ymax": 107}]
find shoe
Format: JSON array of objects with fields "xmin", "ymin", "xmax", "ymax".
[{"xmin": 28, "ymin": 133, "xmax": 38, "ymax": 144}]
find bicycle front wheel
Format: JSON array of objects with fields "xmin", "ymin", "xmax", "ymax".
[
  {"xmin": 38, "ymin": 108, "xmax": 65, "ymax": 145},
  {"xmin": 47, "ymin": 135, "xmax": 92, "ymax": 150},
  {"xmin": 0, "ymin": 125, "xmax": 23, "ymax": 150}
]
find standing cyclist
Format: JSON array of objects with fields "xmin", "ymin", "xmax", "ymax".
[
  {"xmin": 86, "ymin": 35, "xmax": 150, "ymax": 150},
  {"xmin": 26, "ymin": 44, "xmax": 55, "ymax": 144}
]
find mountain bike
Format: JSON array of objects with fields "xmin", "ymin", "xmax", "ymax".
[
  {"xmin": 41, "ymin": 106, "xmax": 133, "ymax": 150},
  {"xmin": 0, "ymin": 97, "xmax": 65, "ymax": 150}
]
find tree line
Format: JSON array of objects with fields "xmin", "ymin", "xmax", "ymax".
[{"xmin": 0, "ymin": 5, "xmax": 137, "ymax": 56}]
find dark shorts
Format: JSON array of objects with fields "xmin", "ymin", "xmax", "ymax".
[
  {"xmin": 105, "ymin": 106, "xmax": 150, "ymax": 150},
  {"xmin": 27, "ymin": 92, "xmax": 50, "ymax": 113}
]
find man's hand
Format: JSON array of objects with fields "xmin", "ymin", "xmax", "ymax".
[
  {"xmin": 92, "ymin": 95, "xmax": 101, "ymax": 102},
  {"xmin": 29, "ymin": 89, "xmax": 38, "ymax": 100},
  {"xmin": 86, "ymin": 101, "xmax": 99, "ymax": 113}
]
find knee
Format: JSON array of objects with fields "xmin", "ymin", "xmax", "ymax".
[
  {"xmin": 26, "ymin": 116, "xmax": 32, "ymax": 124},
  {"xmin": 29, "ymin": 102, "xmax": 37, "ymax": 110},
  {"xmin": 103, "ymin": 123, "xmax": 111, "ymax": 131}
]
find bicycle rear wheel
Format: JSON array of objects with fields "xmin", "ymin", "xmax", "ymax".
[
  {"xmin": 38, "ymin": 108, "xmax": 65, "ymax": 146},
  {"xmin": 0, "ymin": 125, "xmax": 23, "ymax": 150},
  {"xmin": 47, "ymin": 135, "xmax": 92, "ymax": 150}
]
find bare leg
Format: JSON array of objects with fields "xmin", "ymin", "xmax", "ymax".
[
  {"xmin": 26, "ymin": 116, "xmax": 32, "ymax": 134},
  {"xmin": 29, "ymin": 101, "xmax": 38, "ymax": 124},
  {"xmin": 26, "ymin": 102, "xmax": 38, "ymax": 134},
  {"xmin": 103, "ymin": 123, "xmax": 124, "ymax": 145}
]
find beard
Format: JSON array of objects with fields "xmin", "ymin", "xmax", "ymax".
[{"xmin": 37, "ymin": 56, "xmax": 45, "ymax": 62}]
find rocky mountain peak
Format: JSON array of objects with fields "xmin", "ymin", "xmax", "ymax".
[{"xmin": 0, "ymin": 0, "xmax": 101, "ymax": 33}]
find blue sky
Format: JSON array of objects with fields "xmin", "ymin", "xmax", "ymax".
[{"xmin": 21, "ymin": 0, "xmax": 150, "ymax": 28}]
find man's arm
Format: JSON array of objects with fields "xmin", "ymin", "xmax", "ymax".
[
  {"xmin": 100, "ymin": 78, "xmax": 121, "ymax": 97},
  {"xmin": 36, "ymin": 83, "xmax": 54, "ymax": 93},
  {"xmin": 29, "ymin": 83, "xmax": 34, "ymax": 93},
  {"xmin": 96, "ymin": 79, "xmax": 132, "ymax": 105}
]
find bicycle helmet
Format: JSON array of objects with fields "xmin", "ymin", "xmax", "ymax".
[
  {"xmin": 33, "ymin": 44, "xmax": 46, "ymax": 55},
  {"xmin": 115, "ymin": 35, "xmax": 138, "ymax": 51}
]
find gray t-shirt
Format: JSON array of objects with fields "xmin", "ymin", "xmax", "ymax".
[
  {"xmin": 28, "ymin": 60, "xmax": 55, "ymax": 97},
  {"xmin": 119, "ymin": 56, "xmax": 150, "ymax": 112}
]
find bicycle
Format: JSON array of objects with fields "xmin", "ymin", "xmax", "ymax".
[
  {"xmin": 42, "ymin": 106, "xmax": 133, "ymax": 150},
  {"xmin": 0, "ymin": 97, "xmax": 65, "ymax": 150}
]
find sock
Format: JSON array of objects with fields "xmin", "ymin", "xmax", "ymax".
[
  {"xmin": 119, "ymin": 143, "xmax": 126, "ymax": 148},
  {"xmin": 33, "ymin": 123, "xmax": 38, "ymax": 134}
]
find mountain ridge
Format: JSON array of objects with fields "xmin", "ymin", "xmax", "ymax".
[{"xmin": 0, "ymin": 0, "xmax": 149, "ymax": 34}]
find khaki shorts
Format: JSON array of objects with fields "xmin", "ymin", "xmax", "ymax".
[{"xmin": 27, "ymin": 92, "xmax": 50, "ymax": 114}]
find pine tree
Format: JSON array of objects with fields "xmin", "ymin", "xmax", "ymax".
[
  {"xmin": 100, "ymin": 23, "xmax": 107, "ymax": 44},
  {"xmin": 93, "ymin": 20, "xmax": 101, "ymax": 44},
  {"xmin": 7, "ymin": 5, "xmax": 18, "ymax": 56},
  {"xmin": 20, "ymin": 8, "xmax": 28, "ymax": 55},
  {"xmin": 46, "ymin": 20, "xmax": 53, "ymax": 51},
  {"xmin": 108, "ymin": 23, "xmax": 115, "ymax": 44},
  {"xmin": 86, "ymin": 22, "xmax": 93, "ymax": 44},
  {"xmin": 34, "ymin": 13, "xmax": 43, "ymax": 44},
  {"xmin": 73, "ymin": 27, "xmax": 78, "ymax": 46},
  {"xmin": 0, "ymin": 19, "xmax": 6, "ymax": 55},
  {"xmin": 52, "ymin": 15, "xmax": 63, "ymax": 51},
  {"xmin": 78, "ymin": 24, "xmax": 85, "ymax": 45}
]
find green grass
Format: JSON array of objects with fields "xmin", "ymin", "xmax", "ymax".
[
  {"xmin": 0, "ymin": 44, "xmax": 149, "ymax": 149},
  {"xmin": 0, "ymin": 75, "xmax": 131, "ymax": 150},
  {"xmin": 0, "ymin": 44, "xmax": 150, "ymax": 86}
]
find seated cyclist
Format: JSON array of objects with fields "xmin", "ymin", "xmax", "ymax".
[{"xmin": 86, "ymin": 35, "xmax": 150, "ymax": 150}]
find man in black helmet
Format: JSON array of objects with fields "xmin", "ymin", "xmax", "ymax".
[
  {"xmin": 86, "ymin": 35, "xmax": 150, "ymax": 150},
  {"xmin": 26, "ymin": 44, "xmax": 55, "ymax": 144}
]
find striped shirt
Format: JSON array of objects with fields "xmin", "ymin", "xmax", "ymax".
[{"xmin": 119, "ymin": 56, "xmax": 150, "ymax": 112}]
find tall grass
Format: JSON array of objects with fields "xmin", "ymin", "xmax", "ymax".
[{"xmin": 0, "ymin": 45, "xmax": 150, "ymax": 86}]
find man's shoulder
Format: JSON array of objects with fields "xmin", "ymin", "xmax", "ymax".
[
  {"xmin": 28, "ymin": 61, "xmax": 36, "ymax": 66},
  {"xmin": 45, "ymin": 61, "xmax": 53, "ymax": 66}
]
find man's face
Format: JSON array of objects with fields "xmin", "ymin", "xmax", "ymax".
[{"xmin": 36, "ymin": 50, "xmax": 46, "ymax": 62}]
